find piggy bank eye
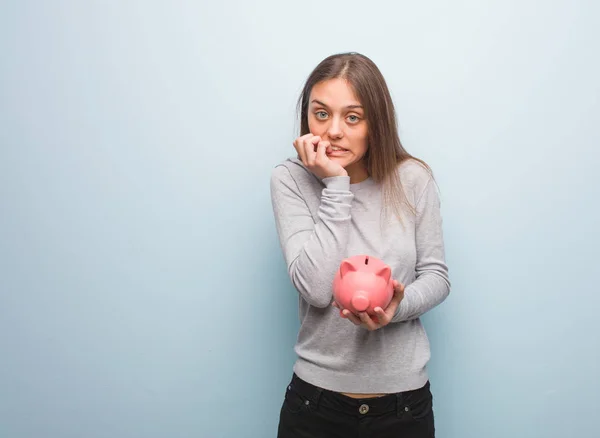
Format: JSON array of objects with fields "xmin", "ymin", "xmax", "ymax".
[{"xmin": 364, "ymin": 256, "xmax": 369, "ymax": 265}]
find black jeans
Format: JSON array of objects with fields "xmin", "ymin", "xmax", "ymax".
[{"xmin": 277, "ymin": 374, "xmax": 435, "ymax": 438}]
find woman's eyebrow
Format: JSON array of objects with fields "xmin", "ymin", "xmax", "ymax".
[{"xmin": 310, "ymin": 99, "xmax": 363, "ymax": 110}]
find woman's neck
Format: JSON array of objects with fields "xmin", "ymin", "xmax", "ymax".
[{"xmin": 346, "ymin": 162, "xmax": 369, "ymax": 184}]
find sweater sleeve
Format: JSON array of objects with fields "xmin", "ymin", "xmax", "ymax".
[
  {"xmin": 270, "ymin": 165, "xmax": 354, "ymax": 308},
  {"xmin": 391, "ymin": 176, "xmax": 451, "ymax": 322}
]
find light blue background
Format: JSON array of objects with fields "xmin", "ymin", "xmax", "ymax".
[{"xmin": 1, "ymin": 1, "xmax": 598, "ymax": 437}]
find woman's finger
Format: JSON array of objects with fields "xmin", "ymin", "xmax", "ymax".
[
  {"xmin": 395, "ymin": 281, "xmax": 405, "ymax": 294},
  {"xmin": 315, "ymin": 140, "xmax": 330, "ymax": 166},
  {"xmin": 304, "ymin": 135, "xmax": 320, "ymax": 165},
  {"xmin": 358, "ymin": 312, "xmax": 379, "ymax": 331},
  {"xmin": 342, "ymin": 309, "xmax": 362, "ymax": 325},
  {"xmin": 294, "ymin": 133, "xmax": 313, "ymax": 164},
  {"xmin": 390, "ymin": 280, "xmax": 405, "ymax": 304},
  {"xmin": 374, "ymin": 306, "xmax": 391, "ymax": 326}
]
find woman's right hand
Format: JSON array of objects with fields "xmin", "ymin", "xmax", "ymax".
[{"xmin": 293, "ymin": 134, "xmax": 348, "ymax": 180}]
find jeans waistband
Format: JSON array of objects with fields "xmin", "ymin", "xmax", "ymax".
[{"xmin": 288, "ymin": 373, "xmax": 430, "ymax": 417}]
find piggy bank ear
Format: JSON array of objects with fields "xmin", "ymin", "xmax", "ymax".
[
  {"xmin": 340, "ymin": 260, "xmax": 357, "ymax": 277},
  {"xmin": 376, "ymin": 265, "xmax": 391, "ymax": 282}
]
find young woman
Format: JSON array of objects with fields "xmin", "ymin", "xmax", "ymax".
[{"xmin": 270, "ymin": 52, "xmax": 450, "ymax": 438}]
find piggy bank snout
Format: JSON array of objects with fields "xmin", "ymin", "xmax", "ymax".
[{"xmin": 351, "ymin": 292, "xmax": 370, "ymax": 312}]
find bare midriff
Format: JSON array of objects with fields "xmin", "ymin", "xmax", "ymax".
[{"xmin": 341, "ymin": 392, "xmax": 387, "ymax": 399}]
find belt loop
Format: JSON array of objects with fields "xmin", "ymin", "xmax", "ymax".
[
  {"xmin": 395, "ymin": 393, "xmax": 403, "ymax": 417},
  {"xmin": 313, "ymin": 386, "xmax": 323, "ymax": 408}
]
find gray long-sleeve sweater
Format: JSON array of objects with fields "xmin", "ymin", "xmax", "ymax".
[{"xmin": 270, "ymin": 157, "xmax": 450, "ymax": 394}]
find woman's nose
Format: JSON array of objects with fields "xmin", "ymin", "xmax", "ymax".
[{"xmin": 327, "ymin": 117, "xmax": 343, "ymax": 139}]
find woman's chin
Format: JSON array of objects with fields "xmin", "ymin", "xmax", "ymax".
[{"xmin": 328, "ymin": 156, "xmax": 350, "ymax": 167}]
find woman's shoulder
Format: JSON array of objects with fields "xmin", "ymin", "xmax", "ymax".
[
  {"xmin": 396, "ymin": 157, "xmax": 434, "ymax": 189},
  {"xmin": 270, "ymin": 157, "xmax": 324, "ymax": 196},
  {"xmin": 271, "ymin": 159, "xmax": 292, "ymax": 181},
  {"xmin": 272, "ymin": 157, "xmax": 324, "ymax": 183}
]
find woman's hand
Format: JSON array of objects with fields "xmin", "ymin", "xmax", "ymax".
[
  {"xmin": 333, "ymin": 280, "xmax": 405, "ymax": 331},
  {"xmin": 293, "ymin": 133, "xmax": 348, "ymax": 180}
]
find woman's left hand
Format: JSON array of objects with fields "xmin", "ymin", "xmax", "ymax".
[{"xmin": 333, "ymin": 280, "xmax": 405, "ymax": 331}]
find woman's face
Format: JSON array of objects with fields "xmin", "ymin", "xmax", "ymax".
[{"xmin": 307, "ymin": 78, "xmax": 369, "ymax": 180}]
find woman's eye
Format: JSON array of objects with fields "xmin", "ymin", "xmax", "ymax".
[
  {"xmin": 316, "ymin": 111, "xmax": 328, "ymax": 119},
  {"xmin": 348, "ymin": 115, "xmax": 360, "ymax": 123}
]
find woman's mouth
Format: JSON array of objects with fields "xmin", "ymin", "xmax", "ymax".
[{"xmin": 327, "ymin": 145, "xmax": 349, "ymax": 156}]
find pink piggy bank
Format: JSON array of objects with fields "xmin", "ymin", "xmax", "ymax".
[{"xmin": 333, "ymin": 255, "xmax": 394, "ymax": 316}]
